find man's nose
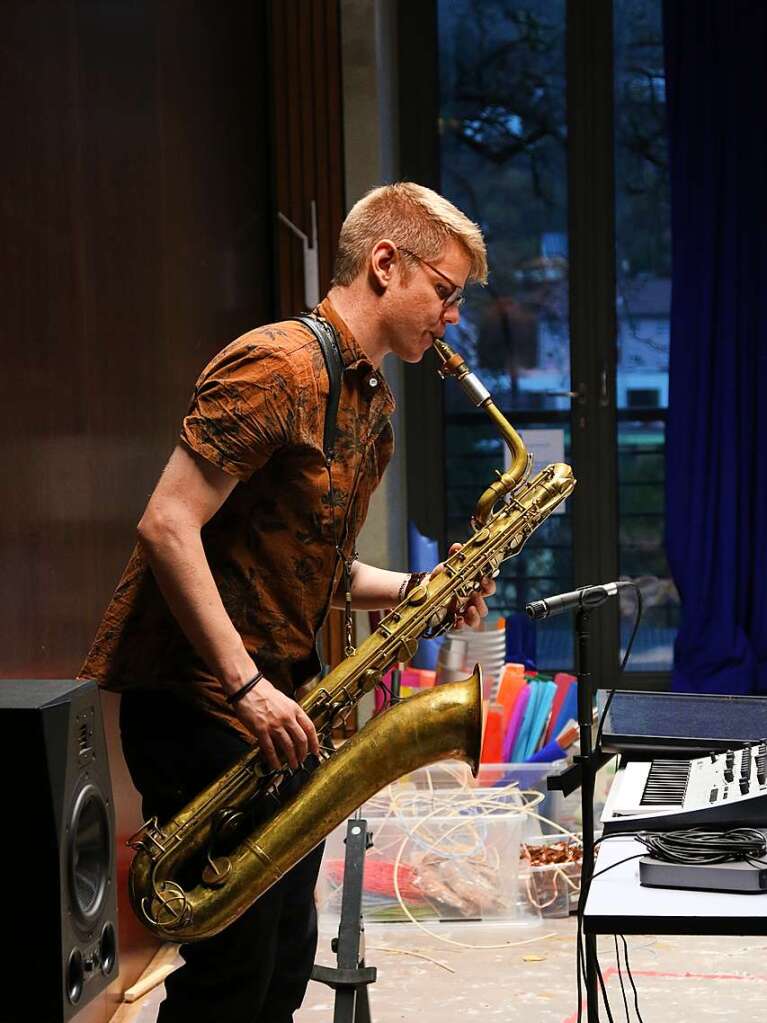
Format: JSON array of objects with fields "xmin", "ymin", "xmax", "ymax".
[{"xmin": 442, "ymin": 302, "xmax": 461, "ymax": 326}]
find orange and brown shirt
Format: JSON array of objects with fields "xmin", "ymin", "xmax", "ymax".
[{"xmin": 80, "ymin": 298, "xmax": 395, "ymax": 742}]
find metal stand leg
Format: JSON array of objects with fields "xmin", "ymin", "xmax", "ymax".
[
  {"xmin": 311, "ymin": 817, "xmax": 377, "ymax": 1022},
  {"xmin": 575, "ymin": 608, "xmax": 600, "ymax": 1022}
]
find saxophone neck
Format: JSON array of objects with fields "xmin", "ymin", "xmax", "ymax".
[{"xmin": 432, "ymin": 338, "xmax": 530, "ymax": 523}]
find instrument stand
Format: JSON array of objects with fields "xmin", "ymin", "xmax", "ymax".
[
  {"xmin": 311, "ymin": 816, "xmax": 377, "ymax": 1023},
  {"xmin": 547, "ymin": 608, "xmax": 612, "ymax": 1021},
  {"xmin": 574, "ymin": 607, "xmax": 600, "ymax": 1023}
]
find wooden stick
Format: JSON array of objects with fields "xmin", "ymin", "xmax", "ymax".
[{"xmin": 122, "ymin": 943, "xmax": 180, "ymax": 1005}]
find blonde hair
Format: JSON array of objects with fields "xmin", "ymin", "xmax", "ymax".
[{"xmin": 333, "ymin": 182, "xmax": 488, "ymax": 286}]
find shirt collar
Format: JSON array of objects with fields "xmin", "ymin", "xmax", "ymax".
[
  {"xmin": 314, "ymin": 297, "xmax": 396, "ymax": 415},
  {"xmin": 315, "ymin": 296, "xmax": 367, "ymax": 369}
]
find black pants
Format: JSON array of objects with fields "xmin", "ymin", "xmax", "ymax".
[{"xmin": 120, "ymin": 691, "xmax": 324, "ymax": 1023}]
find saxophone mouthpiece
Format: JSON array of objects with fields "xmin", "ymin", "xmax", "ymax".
[
  {"xmin": 431, "ymin": 338, "xmax": 490, "ymax": 407},
  {"xmin": 431, "ymin": 337, "xmax": 465, "ymax": 380}
]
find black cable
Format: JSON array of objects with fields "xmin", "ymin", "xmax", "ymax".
[
  {"xmin": 375, "ymin": 679, "xmax": 401, "ymax": 706},
  {"xmin": 596, "ymin": 953, "xmax": 616, "ymax": 1023},
  {"xmin": 595, "ymin": 583, "xmax": 643, "ymax": 750},
  {"xmin": 574, "ymin": 833, "xmax": 641, "ymax": 1021},
  {"xmin": 613, "ymin": 934, "xmax": 630, "ymax": 1023},
  {"xmin": 636, "ymin": 827, "xmax": 767, "ymax": 865},
  {"xmin": 575, "ymin": 917, "xmax": 583, "ymax": 1023},
  {"xmin": 620, "ymin": 936, "xmax": 645, "ymax": 1023}
]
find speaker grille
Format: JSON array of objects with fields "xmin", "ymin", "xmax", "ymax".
[{"xmin": 68, "ymin": 784, "xmax": 110, "ymax": 929}]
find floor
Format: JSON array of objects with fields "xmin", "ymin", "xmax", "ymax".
[{"xmin": 125, "ymin": 914, "xmax": 767, "ymax": 1022}]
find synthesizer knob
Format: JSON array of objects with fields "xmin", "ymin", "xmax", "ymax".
[
  {"xmin": 724, "ymin": 767, "xmax": 734, "ymax": 783},
  {"xmin": 726, "ymin": 750, "xmax": 735, "ymax": 767},
  {"xmin": 740, "ymin": 777, "xmax": 750, "ymax": 794}
]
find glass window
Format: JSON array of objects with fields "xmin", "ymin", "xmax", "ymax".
[
  {"xmin": 614, "ymin": 0, "xmax": 678, "ymax": 670},
  {"xmin": 438, "ymin": 0, "xmax": 572, "ymax": 669}
]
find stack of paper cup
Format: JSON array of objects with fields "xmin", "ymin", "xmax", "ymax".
[
  {"xmin": 458, "ymin": 626, "xmax": 508, "ymax": 699},
  {"xmin": 435, "ymin": 634, "xmax": 469, "ymax": 684}
]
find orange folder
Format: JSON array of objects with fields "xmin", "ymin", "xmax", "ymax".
[
  {"xmin": 495, "ymin": 663, "xmax": 527, "ymax": 729},
  {"xmin": 480, "ymin": 702, "xmax": 505, "ymax": 763}
]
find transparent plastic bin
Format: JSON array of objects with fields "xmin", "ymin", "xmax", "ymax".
[
  {"xmin": 316, "ymin": 786, "xmax": 533, "ymax": 926},
  {"xmin": 519, "ymin": 835, "xmax": 583, "ymax": 918},
  {"xmin": 376, "ymin": 759, "xmax": 581, "ymax": 839}
]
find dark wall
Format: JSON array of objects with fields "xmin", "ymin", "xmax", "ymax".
[
  {"xmin": 0, "ymin": 1, "xmax": 274, "ymax": 1015},
  {"xmin": 1, "ymin": 2, "xmax": 274, "ymax": 679},
  {"xmin": 1, "ymin": 1, "xmax": 347, "ymax": 1013}
]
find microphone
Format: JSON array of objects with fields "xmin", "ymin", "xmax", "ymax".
[{"xmin": 525, "ymin": 581, "xmax": 634, "ymax": 620}]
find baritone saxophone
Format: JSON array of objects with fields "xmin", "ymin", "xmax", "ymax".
[{"xmin": 127, "ymin": 339, "xmax": 576, "ymax": 942}]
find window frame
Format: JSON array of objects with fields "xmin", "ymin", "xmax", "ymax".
[{"xmin": 398, "ymin": 0, "xmax": 670, "ymax": 693}]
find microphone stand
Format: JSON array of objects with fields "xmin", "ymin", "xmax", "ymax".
[
  {"xmin": 532, "ymin": 582, "xmax": 629, "ymax": 1022},
  {"xmin": 543, "ymin": 601, "xmax": 614, "ymax": 1023},
  {"xmin": 574, "ymin": 607, "xmax": 600, "ymax": 1023}
]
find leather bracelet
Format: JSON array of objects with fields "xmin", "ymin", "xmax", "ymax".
[{"xmin": 225, "ymin": 671, "xmax": 264, "ymax": 705}]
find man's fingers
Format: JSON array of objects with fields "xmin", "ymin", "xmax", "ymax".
[
  {"xmin": 258, "ymin": 732, "xmax": 281, "ymax": 772},
  {"xmin": 297, "ymin": 708, "xmax": 321, "ymax": 756},
  {"xmin": 285, "ymin": 719, "xmax": 309, "ymax": 764},
  {"xmin": 272, "ymin": 726, "xmax": 299, "ymax": 770}
]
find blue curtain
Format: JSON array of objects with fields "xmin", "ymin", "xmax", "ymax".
[{"xmin": 664, "ymin": 1, "xmax": 767, "ymax": 693}]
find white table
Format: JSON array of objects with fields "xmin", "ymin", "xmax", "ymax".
[{"xmin": 584, "ymin": 836, "xmax": 767, "ymax": 935}]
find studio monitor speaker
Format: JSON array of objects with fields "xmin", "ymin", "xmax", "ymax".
[{"xmin": 0, "ymin": 679, "xmax": 119, "ymax": 1022}]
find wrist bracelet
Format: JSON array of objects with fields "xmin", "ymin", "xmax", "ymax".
[
  {"xmin": 398, "ymin": 571, "xmax": 428, "ymax": 604},
  {"xmin": 225, "ymin": 671, "xmax": 264, "ymax": 705}
]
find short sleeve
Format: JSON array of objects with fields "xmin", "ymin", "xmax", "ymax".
[{"xmin": 180, "ymin": 338, "xmax": 299, "ymax": 480}]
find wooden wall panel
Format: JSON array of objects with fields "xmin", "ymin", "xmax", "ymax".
[
  {"xmin": 0, "ymin": 1, "xmax": 274, "ymax": 1016},
  {"xmin": 269, "ymin": 0, "xmax": 345, "ymax": 317},
  {"xmin": 268, "ymin": 0, "xmax": 350, "ymax": 677},
  {"xmin": 0, "ymin": 0, "xmax": 347, "ymax": 1015}
]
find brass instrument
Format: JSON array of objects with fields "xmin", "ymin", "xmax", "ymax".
[{"xmin": 128, "ymin": 340, "xmax": 576, "ymax": 942}]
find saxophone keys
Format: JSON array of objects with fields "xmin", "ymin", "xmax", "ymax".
[
  {"xmin": 202, "ymin": 856, "xmax": 232, "ymax": 889},
  {"xmin": 396, "ymin": 637, "xmax": 418, "ymax": 663},
  {"xmin": 406, "ymin": 583, "xmax": 429, "ymax": 606},
  {"xmin": 470, "ymin": 527, "xmax": 491, "ymax": 545}
]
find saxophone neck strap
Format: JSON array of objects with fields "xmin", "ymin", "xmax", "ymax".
[{"xmin": 292, "ymin": 314, "xmax": 343, "ymax": 462}]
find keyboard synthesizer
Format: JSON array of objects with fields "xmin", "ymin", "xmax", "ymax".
[{"xmin": 601, "ymin": 741, "xmax": 767, "ymax": 834}]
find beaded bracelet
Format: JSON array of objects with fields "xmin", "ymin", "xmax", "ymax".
[{"xmin": 225, "ymin": 671, "xmax": 264, "ymax": 705}]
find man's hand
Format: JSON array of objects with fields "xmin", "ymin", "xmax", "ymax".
[
  {"xmin": 233, "ymin": 678, "xmax": 320, "ymax": 772},
  {"xmin": 430, "ymin": 542, "xmax": 496, "ymax": 630}
]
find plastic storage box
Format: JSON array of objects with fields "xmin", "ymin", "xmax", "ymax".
[
  {"xmin": 519, "ymin": 835, "xmax": 583, "ymax": 918},
  {"xmin": 381, "ymin": 758, "xmax": 581, "ymax": 838},
  {"xmin": 316, "ymin": 784, "xmax": 529, "ymax": 925}
]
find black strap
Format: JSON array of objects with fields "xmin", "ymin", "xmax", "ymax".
[{"xmin": 293, "ymin": 314, "xmax": 343, "ymax": 461}]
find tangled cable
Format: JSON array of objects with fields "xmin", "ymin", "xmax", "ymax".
[{"xmin": 635, "ymin": 827, "xmax": 767, "ymax": 865}]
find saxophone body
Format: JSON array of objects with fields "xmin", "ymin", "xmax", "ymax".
[{"xmin": 128, "ymin": 341, "xmax": 576, "ymax": 942}]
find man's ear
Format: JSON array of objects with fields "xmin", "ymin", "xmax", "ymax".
[{"xmin": 369, "ymin": 240, "xmax": 398, "ymax": 291}]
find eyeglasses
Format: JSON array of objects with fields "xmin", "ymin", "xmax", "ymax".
[{"xmin": 398, "ymin": 247, "xmax": 465, "ymax": 309}]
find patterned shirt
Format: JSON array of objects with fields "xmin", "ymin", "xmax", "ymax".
[{"xmin": 80, "ymin": 298, "xmax": 395, "ymax": 742}]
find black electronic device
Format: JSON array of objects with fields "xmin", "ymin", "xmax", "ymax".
[
  {"xmin": 598, "ymin": 690, "xmax": 767, "ymax": 755},
  {"xmin": 0, "ymin": 679, "xmax": 119, "ymax": 1022},
  {"xmin": 639, "ymin": 857, "xmax": 767, "ymax": 895}
]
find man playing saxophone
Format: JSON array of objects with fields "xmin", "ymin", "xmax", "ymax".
[{"xmin": 81, "ymin": 183, "xmax": 493, "ymax": 1023}]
